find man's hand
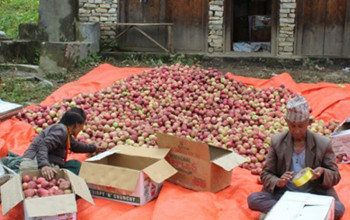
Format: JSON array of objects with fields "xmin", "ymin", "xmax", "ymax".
[
  {"xmin": 310, "ymin": 167, "xmax": 324, "ymax": 180},
  {"xmin": 41, "ymin": 166, "xmax": 57, "ymax": 180},
  {"xmin": 276, "ymin": 171, "xmax": 294, "ymax": 188}
]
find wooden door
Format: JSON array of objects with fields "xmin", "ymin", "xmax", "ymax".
[
  {"xmin": 118, "ymin": 0, "xmax": 166, "ymax": 51},
  {"xmin": 118, "ymin": 0, "xmax": 208, "ymax": 52},
  {"xmin": 166, "ymin": 0, "xmax": 208, "ymax": 52},
  {"xmin": 296, "ymin": 0, "xmax": 350, "ymax": 57}
]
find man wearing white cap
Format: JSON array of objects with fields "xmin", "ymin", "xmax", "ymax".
[{"xmin": 247, "ymin": 95, "xmax": 345, "ymax": 219}]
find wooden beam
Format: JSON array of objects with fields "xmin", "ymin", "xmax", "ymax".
[
  {"xmin": 224, "ymin": 0, "xmax": 233, "ymax": 52},
  {"xmin": 167, "ymin": 25, "xmax": 174, "ymax": 53},
  {"xmin": 343, "ymin": 0, "xmax": 350, "ymax": 56},
  {"xmin": 115, "ymin": 23, "xmax": 174, "ymax": 26},
  {"xmin": 115, "ymin": 26, "xmax": 133, "ymax": 40},
  {"xmin": 133, "ymin": 26, "xmax": 169, "ymax": 52}
]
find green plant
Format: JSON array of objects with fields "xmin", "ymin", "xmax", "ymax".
[
  {"xmin": 0, "ymin": 77, "xmax": 58, "ymax": 105},
  {"xmin": 168, "ymin": 54, "xmax": 203, "ymax": 66},
  {"xmin": 303, "ymin": 58, "xmax": 315, "ymax": 68},
  {"xmin": 106, "ymin": 40, "xmax": 119, "ymax": 52},
  {"xmin": 0, "ymin": 0, "xmax": 39, "ymax": 39},
  {"xmin": 44, "ymin": 72, "xmax": 66, "ymax": 81},
  {"xmin": 33, "ymin": 48, "xmax": 40, "ymax": 65},
  {"xmin": 75, "ymin": 53, "xmax": 102, "ymax": 69},
  {"xmin": 109, "ymin": 54, "xmax": 203, "ymax": 67}
]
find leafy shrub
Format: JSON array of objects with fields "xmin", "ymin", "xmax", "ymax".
[{"xmin": 0, "ymin": 0, "xmax": 39, "ymax": 39}]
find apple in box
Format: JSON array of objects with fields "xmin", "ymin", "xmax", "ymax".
[
  {"xmin": 22, "ymin": 174, "xmax": 72, "ymax": 198},
  {"xmin": 1, "ymin": 169, "xmax": 94, "ymax": 220}
]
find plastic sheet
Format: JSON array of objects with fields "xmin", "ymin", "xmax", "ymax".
[{"xmin": 1, "ymin": 65, "xmax": 349, "ymax": 220}]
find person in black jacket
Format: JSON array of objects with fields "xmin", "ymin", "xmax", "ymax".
[{"xmin": 22, "ymin": 107, "xmax": 100, "ymax": 179}]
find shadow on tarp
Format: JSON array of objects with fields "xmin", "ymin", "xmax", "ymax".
[{"xmin": 0, "ymin": 64, "xmax": 349, "ymax": 220}]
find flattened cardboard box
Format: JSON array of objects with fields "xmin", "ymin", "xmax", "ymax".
[
  {"xmin": 330, "ymin": 118, "xmax": 350, "ymax": 163},
  {"xmin": 79, "ymin": 145, "xmax": 177, "ymax": 206},
  {"xmin": 157, "ymin": 133, "xmax": 247, "ymax": 192},
  {"xmin": 266, "ymin": 191, "xmax": 335, "ymax": 220},
  {"xmin": 1, "ymin": 169, "xmax": 94, "ymax": 220}
]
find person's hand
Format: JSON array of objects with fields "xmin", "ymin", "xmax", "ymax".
[
  {"xmin": 95, "ymin": 146, "xmax": 106, "ymax": 152},
  {"xmin": 276, "ymin": 171, "xmax": 294, "ymax": 188},
  {"xmin": 41, "ymin": 166, "xmax": 57, "ymax": 180},
  {"xmin": 310, "ymin": 167, "xmax": 324, "ymax": 180}
]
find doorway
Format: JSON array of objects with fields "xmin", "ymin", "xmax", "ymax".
[{"xmin": 225, "ymin": 0, "xmax": 277, "ymax": 54}]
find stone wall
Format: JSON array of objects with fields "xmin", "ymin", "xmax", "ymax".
[
  {"xmin": 278, "ymin": 0, "xmax": 296, "ymax": 56},
  {"xmin": 208, "ymin": 0, "xmax": 224, "ymax": 53},
  {"xmin": 79, "ymin": 0, "xmax": 118, "ymax": 46}
]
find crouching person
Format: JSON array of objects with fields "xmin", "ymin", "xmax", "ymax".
[
  {"xmin": 3, "ymin": 107, "xmax": 102, "ymax": 180},
  {"xmin": 247, "ymin": 95, "xmax": 345, "ymax": 220}
]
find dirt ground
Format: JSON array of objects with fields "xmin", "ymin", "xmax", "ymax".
[
  {"xmin": 1, "ymin": 56, "xmax": 350, "ymax": 106},
  {"xmin": 200, "ymin": 57, "xmax": 350, "ymax": 84}
]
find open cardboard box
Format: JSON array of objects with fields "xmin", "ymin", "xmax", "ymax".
[
  {"xmin": 266, "ymin": 191, "xmax": 335, "ymax": 220},
  {"xmin": 0, "ymin": 99, "xmax": 23, "ymax": 121},
  {"xmin": 1, "ymin": 169, "xmax": 94, "ymax": 220},
  {"xmin": 156, "ymin": 133, "xmax": 247, "ymax": 192},
  {"xmin": 330, "ymin": 118, "xmax": 350, "ymax": 163},
  {"xmin": 79, "ymin": 145, "xmax": 177, "ymax": 206}
]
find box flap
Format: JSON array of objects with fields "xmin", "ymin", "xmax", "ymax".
[
  {"xmin": 113, "ymin": 145, "xmax": 170, "ymax": 159},
  {"xmin": 85, "ymin": 148, "xmax": 121, "ymax": 162},
  {"xmin": 332, "ymin": 119, "xmax": 350, "ymax": 135},
  {"xmin": 157, "ymin": 133, "xmax": 210, "ymax": 161},
  {"xmin": 0, "ymin": 99, "xmax": 23, "ymax": 120},
  {"xmin": 1, "ymin": 175, "xmax": 23, "ymax": 215},
  {"xmin": 212, "ymin": 151, "xmax": 247, "ymax": 171},
  {"xmin": 80, "ymin": 162, "xmax": 140, "ymax": 191},
  {"xmin": 143, "ymin": 159, "xmax": 178, "ymax": 184},
  {"xmin": 24, "ymin": 194, "xmax": 76, "ymax": 217},
  {"xmin": 65, "ymin": 169, "xmax": 94, "ymax": 205},
  {"xmin": 266, "ymin": 192, "xmax": 334, "ymax": 220},
  {"xmin": 3, "ymin": 165, "xmax": 17, "ymax": 175},
  {"xmin": 157, "ymin": 133, "xmax": 180, "ymax": 148}
]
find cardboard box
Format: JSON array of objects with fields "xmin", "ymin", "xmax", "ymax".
[
  {"xmin": 1, "ymin": 169, "xmax": 94, "ymax": 220},
  {"xmin": 79, "ymin": 145, "xmax": 177, "ymax": 206},
  {"xmin": 0, "ymin": 99, "xmax": 23, "ymax": 121},
  {"xmin": 330, "ymin": 118, "xmax": 350, "ymax": 163},
  {"xmin": 266, "ymin": 191, "xmax": 335, "ymax": 220},
  {"xmin": 251, "ymin": 29, "xmax": 271, "ymax": 42},
  {"xmin": 157, "ymin": 133, "xmax": 247, "ymax": 192},
  {"xmin": 1, "ymin": 163, "xmax": 17, "ymax": 176},
  {"xmin": 248, "ymin": 15, "xmax": 271, "ymax": 42},
  {"xmin": 250, "ymin": 15, "xmax": 271, "ymax": 30}
]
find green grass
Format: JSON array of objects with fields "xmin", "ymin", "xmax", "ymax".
[
  {"xmin": 0, "ymin": 53, "xmax": 204, "ymax": 106},
  {"xmin": 0, "ymin": 0, "xmax": 39, "ymax": 39},
  {"xmin": 105, "ymin": 54, "xmax": 203, "ymax": 67},
  {"xmin": 0, "ymin": 77, "xmax": 59, "ymax": 105}
]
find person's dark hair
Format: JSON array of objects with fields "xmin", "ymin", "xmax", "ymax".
[{"xmin": 59, "ymin": 107, "xmax": 86, "ymax": 126}]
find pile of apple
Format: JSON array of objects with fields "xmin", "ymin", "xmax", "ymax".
[
  {"xmin": 17, "ymin": 65, "xmax": 340, "ymax": 175},
  {"xmin": 22, "ymin": 175, "xmax": 72, "ymax": 198}
]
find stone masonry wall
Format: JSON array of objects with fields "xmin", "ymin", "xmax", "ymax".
[
  {"xmin": 79, "ymin": 0, "xmax": 118, "ymax": 47},
  {"xmin": 208, "ymin": 0, "xmax": 224, "ymax": 53},
  {"xmin": 278, "ymin": 0, "xmax": 296, "ymax": 56}
]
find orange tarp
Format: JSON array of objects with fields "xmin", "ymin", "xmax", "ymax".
[{"xmin": 1, "ymin": 64, "xmax": 350, "ymax": 219}]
